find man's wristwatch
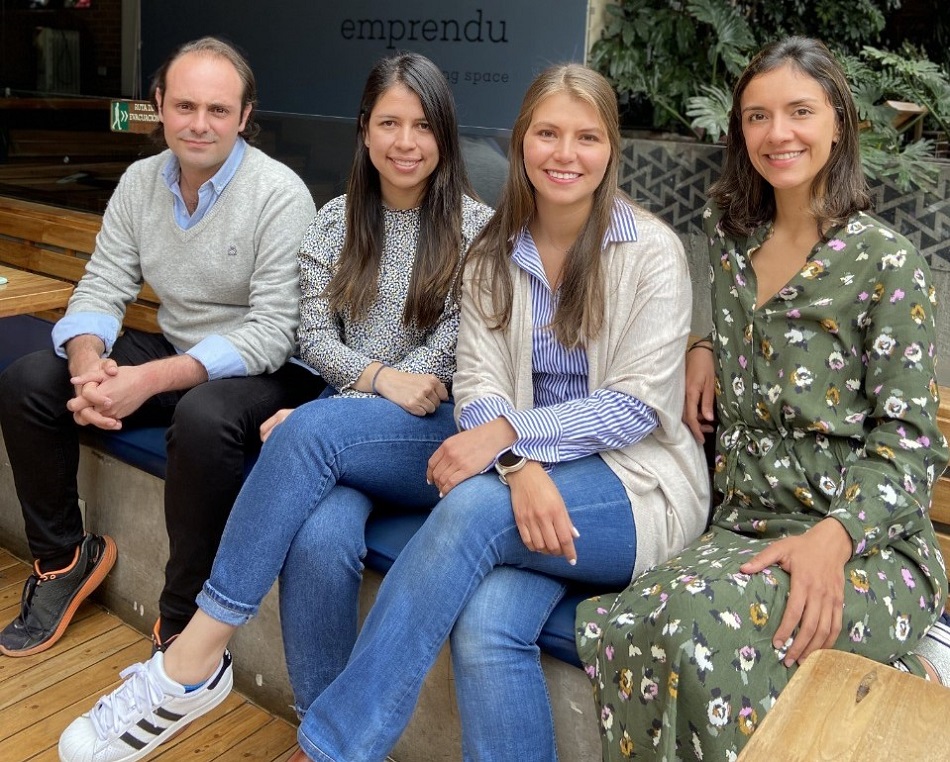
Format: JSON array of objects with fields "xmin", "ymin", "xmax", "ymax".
[{"xmin": 495, "ymin": 449, "xmax": 528, "ymax": 485}]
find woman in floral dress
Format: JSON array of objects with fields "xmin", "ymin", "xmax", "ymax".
[{"xmin": 576, "ymin": 37, "xmax": 949, "ymax": 761}]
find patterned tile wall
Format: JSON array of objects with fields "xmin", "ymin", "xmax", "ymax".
[{"xmin": 619, "ymin": 138, "xmax": 950, "ymax": 272}]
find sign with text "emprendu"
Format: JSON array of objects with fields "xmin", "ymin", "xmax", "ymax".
[{"xmin": 141, "ymin": 0, "xmax": 590, "ymax": 132}]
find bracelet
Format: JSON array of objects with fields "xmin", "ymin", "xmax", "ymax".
[
  {"xmin": 687, "ymin": 342, "xmax": 714, "ymax": 354},
  {"xmin": 371, "ymin": 362, "xmax": 390, "ymax": 395}
]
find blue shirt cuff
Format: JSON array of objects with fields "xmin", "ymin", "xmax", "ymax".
[
  {"xmin": 502, "ymin": 407, "xmax": 561, "ymax": 462},
  {"xmin": 186, "ymin": 335, "xmax": 248, "ymax": 380},
  {"xmin": 458, "ymin": 395, "xmax": 515, "ymax": 431},
  {"xmin": 52, "ymin": 312, "xmax": 121, "ymax": 358}
]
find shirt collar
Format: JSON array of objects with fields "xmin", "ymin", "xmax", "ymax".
[
  {"xmin": 161, "ymin": 136, "xmax": 247, "ymax": 194},
  {"xmin": 512, "ymin": 196, "xmax": 640, "ymax": 265},
  {"xmin": 604, "ymin": 197, "xmax": 639, "ymax": 244}
]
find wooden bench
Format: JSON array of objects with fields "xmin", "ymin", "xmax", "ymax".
[
  {"xmin": 0, "ymin": 196, "xmax": 161, "ymax": 332},
  {"xmin": 737, "ymin": 649, "xmax": 950, "ymax": 761}
]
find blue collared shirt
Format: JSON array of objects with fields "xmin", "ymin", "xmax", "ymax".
[
  {"xmin": 458, "ymin": 198, "xmax": 659, "ymax": 464},
  {"xmin": 162, "ymin": 137, "xmax": 247, "ymax": 230},
  {"xmin": 52, "ymin": 139, "xmax": 250, "ymax": 378}
]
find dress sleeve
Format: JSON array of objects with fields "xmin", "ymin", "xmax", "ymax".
[{"xmin": 827, "ymin": 229, "xmax": 950, "ymax": 556}]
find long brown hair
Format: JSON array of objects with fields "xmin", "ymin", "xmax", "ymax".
[
  {"xmin": 465, "ymin": 64, "xmax": 622, "ymax": 348},
  {"xmin": 324, "ymin": 52, "xmax": 473, "ymax": 329},
  {"xmin": 709, "ymin": 36, "xmax": 870, "ymax": 239}
]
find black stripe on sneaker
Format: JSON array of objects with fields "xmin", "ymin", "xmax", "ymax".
[
  {"xmin": 155, "ymin": 706, "xmax": 184, "ymax": 722},
  {"xmin": 930, "ymin": 631, "xmax": 950, "ymax": 647},
  {"xmin": 207, "ymin": 652, "xmax": 232, "ymax": 691},
  {"xmin": 137, "ymin": 719, "xmax": 167, "ymax": 736},
  {"xmin": 120, "ymin": 732, "xmax": 147, "ymax": 751}
]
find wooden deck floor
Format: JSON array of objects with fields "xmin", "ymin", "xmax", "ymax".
[{"xmin": 0, "ymin": 548, "xmax": 299, "ymax": 762}]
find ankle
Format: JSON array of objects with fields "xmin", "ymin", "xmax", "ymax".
[
  {"xmin": 37, "ymin": 545, "xmax": 80, "ymax": 575},
  {"xmin": 162, "ymin": 643, "xmax": 223, "ymax": 687},
  {"xmin": 159, "ymin": 610, "xmax": 236, "ymax": 686}
]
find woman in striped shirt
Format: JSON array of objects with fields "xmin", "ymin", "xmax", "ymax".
[{"xmin": 271, "ymin": 64, "xmax": 710, "ymax": 762}]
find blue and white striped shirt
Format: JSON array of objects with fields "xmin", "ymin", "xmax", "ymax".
[{"xmin": 458, "ymin": 199, "xmax": 659, "ymax": 464}]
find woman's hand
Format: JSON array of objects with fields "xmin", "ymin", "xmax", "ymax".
[
  {"xmin": 427, "ymin": 418, "xmax": 517, "ymax": 496},
  {"xmin": 374, "ymin": 366, "xmax": 448, "ymax": 417},
  {"xmin": 740, "ymin": 517, "xmax": 853, "ymax": 666},
  {"xmin": 683, "ymin": 344, "xmax": 716, "ymax": 444},
  {"xmin": 260, "ymin": 408, "xmax": 295, "ymax": 443},
  {"xmin": 508, "ymin": 463, "xmax": 579, "ymax": 564}
]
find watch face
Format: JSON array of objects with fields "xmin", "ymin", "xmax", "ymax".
[{"xmin": 497, "ymin": 450, "xmax": 522, "ymax": 468}]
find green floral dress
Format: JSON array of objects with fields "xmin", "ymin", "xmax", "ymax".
[{"xmin": 576, "ymin": 205, "xmax": 949, "ymax": 761}]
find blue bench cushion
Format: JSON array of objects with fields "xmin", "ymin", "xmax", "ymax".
[
  {"xmin": 0, "ymin": 315, "xmax": 57, "ymax": 372},
  {"xmin": 82, "ymin": 426, "xmax": 170, "ymax": 480}
]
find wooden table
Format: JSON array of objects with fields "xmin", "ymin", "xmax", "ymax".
[
  {"xmin": 738, "ymin": 649, "xmax": 950, "ymax": 761},
  {"xmin": 0, "ymin": 264, "xmax": 73, "ymax": 318}
]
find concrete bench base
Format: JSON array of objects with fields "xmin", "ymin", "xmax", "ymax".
[{"xmin": 0, "ymin": 431, "xmax": 601, "ymax": 761}]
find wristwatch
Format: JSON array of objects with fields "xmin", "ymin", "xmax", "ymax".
[{"xmin": 495, "ymin": 449, "xmax": 528, "ymax": 485}]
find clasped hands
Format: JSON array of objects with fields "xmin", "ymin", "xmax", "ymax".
[{"xmin": 67, "ymin": 358, "xmax": 151, "ymax": 430}]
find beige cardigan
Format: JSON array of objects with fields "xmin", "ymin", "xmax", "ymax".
[{"xmin": 453, "ymin": 213, "xmax": 710, "ymax": 577}]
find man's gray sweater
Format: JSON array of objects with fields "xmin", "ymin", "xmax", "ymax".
[{"xmin": 66, "ymin": 146, "xmax": 315, "ymax": 376}]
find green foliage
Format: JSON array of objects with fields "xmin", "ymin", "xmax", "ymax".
[
  {"xmin": 591, "ymin": 0, "xmax": 754, "ymax": 132},
  {"xmin": 843, "ymin": 46, "xmax": 950, "ymax": 189},
  {"xmin": 685, "ymin": 85, "xmax": 732, "ymax": 143},
  {"xmin": 592, "ymin": 0, "xmax": 949, "ymax": 191}
]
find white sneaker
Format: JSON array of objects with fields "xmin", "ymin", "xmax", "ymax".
[
  {"xmin": 916, "ymin": 616, "xmax": 950, "ymax": 686},
  {"xmin": 58, "ymin": 650, "xmax": 233, "ymax": 762}
]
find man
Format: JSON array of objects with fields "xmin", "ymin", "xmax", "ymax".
[{"xmin": 0, "ymin": 37, "xmax": 319, "ymax": 657}]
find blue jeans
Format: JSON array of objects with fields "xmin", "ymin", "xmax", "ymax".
[
  {"xmin": 297, "ymin": 455, "xmax": 637, "ymax": 762},
  {"xmin": 452, "ymin": 567, "xmax": 567, "ymax": 762},
  {"xmin": 195, "ymin": 396, "xmax": 456, "ymax": 707},
  {"xmin": 279, "ymin": 485, "xmax": 373, "ymax": 716}
]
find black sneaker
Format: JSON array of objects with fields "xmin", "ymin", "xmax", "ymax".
[{"xmin": 0, "ymin": 533, "xmax": 117, "ymax": 657}]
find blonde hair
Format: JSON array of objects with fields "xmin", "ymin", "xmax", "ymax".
[{"xmin": 465, "ymin": 63, "xmax": 623, "ymax": 347}]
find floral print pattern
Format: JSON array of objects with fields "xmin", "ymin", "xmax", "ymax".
[{"xmin": 577, "ymin": 206, "xmax": 948, "ymax": 760}]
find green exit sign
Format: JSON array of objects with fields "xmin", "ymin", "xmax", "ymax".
[{"xmin": 110, "ymin": 100, "xmax": 159, "ymax": 134}]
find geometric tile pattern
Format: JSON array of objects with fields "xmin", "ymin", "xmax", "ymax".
[{"xmin": 619, "ymin": 139, "xmax": 950, "ymax": 272}]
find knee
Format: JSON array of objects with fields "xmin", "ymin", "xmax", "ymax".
[
  {"xmin": 601, "ymin": 589, "xmax": 694, "ymax": 653},
  {"xmin": 168, "ymin": 385, "xmax": 255, "ymax": 454},
  {"xmin": 432, "ymin": 477, "xmax": 503, "ymax": 531},
  {"xmin": 261, "ymin": 399, "xmax": 344, "ymax": 461},
  {"xmin": 0, "ymin": 350, "xmax": 69, "ymax": 418},
  {"xmin": 170, "ymin": 384, "xmax": 232, "ymax": 431}
]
